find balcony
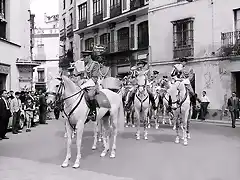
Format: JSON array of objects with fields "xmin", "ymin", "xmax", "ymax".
[
  {"xmin": 66, "ymin": 24, "xmax": 74, "ymax": 38},
  {"xmin": 93, "ymin": 13, "xmax": 103, "ymax": 24},
  {"xmin": 60, "ymin": 29, "xmax": 66, "ymax": 41},
  {"xmin": 173, "ymin": 46, "xmax": 194, "ymax": 59},
  {"xmin": 137, "ymin": 36, "xmax": 149, "ymax": 49},
  {"xmin": 220, "ymin": 31, "xmax": 240, "ymax": 56},
  {"xmin": 103, "ymin": 37, "xmax": 135, "ymax": 54},
  {"xmin": 110, "ymin": 4, "xmax": 121, "ymax": 18},
  {"xmin": 78, "ymin": 20, "xmax": 87, "ymax": 30}
]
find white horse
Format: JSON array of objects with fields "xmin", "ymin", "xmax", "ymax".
[
  {"xmin": 167, "ymin": 80, "xmax": 191, "ymax": 146},
  {"xmin": 134, "ymin": 85, "xmax": 150, "ymax": 140},
  {"xmin": 46, "ymin": 75, "xmax": 125, "ymax": 168}
]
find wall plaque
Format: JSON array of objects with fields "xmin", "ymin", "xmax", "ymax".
[{"xmin": 0, "ymin": 64, "xmax": 10, "ymax": 74}]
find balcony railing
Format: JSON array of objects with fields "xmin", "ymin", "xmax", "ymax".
[
  {"xmin": 110, "ymin": 4, "xmax": 121, "ymax": 18},
  {"xmin": 173, "ymin": 46, "xmax": 194, "ymax": 59},
  {"xmin": 221, "ymin": 31, "xmax": 240, "ymax": 56},
  {"xmin": 138, "ymin": 36, "xmax": 149, "ymax": 49},
  {"xmin": 60, "ymin": 29, "xmax": 66, "ymax": 41},
  {"xmin": 102, "ymin": 37, "xmax": 135, "ymax": 53},
  {"xmin": 66, "ymin": 24, "xmax": 73, "ymax": 38},
  {"xmin": 93, "ymin": 13, "xmax": 103, "ymax": 24},
  {"xmin": 78, "ymin": 20, "xmax": 87, "ymax": 30},
  {"xmin": 38, "ymin": 78, "xmax": 45, "ymax": 82}
]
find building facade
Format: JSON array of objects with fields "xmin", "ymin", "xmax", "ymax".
[
  {"xmin": 0, "ymin": 0, "xmax": 36, "ymax": 91},
  {"xmin": 149, "ymin": 0, "xmax": 240, "ymax": 119},
  {"xmin": 59, "ymin": 0, "xmax": 149, "ymax": 77}
]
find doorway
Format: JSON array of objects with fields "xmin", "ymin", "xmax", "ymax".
[
  {"xmin": 0, "ymin": 73, "xmax": 7, "ymax": 91},
  {"xmin": 234, "ymin": 72, "xmax": 240, "ymax": 97}
]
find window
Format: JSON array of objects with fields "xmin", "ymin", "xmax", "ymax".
[
  {"xmin": 37, "ymin": 70, "xmax": 45, "ymax": 82},
  {"xmin": 138, "ymin": 21, "xmax": 149, "ymax": 49},
  {"xmin": 122, "ymin": 0, "xmax": 127, "ymax": 11},
  {"xmin": 85, "ymin": 38, "xmax": 94, "ymax": 51},
  {"xmin": 100, "ymin": 33, "xmax": 110, "ymax": 45},
  {"xmin": 110, "ymin": 0, "xmax": 120, "ymax": 8},
  {"xmin": 0, "ymin": 0, "xmax": 6, "ymax": 39},
  {"xmin": 70, "ymin": 13, "xmax": 73, "ymax": 25},
  {"xmin": 172, "ymin": 18, "xmax": 194, "ymax": 58},
  {"xmin": 70, "ymin": 42, "xmax": 73, "ymax": 50},
  {"xmin": 234, "ymin": 9, "xmax": 240, "ymax": 31},
  {"xmin": 0, "ymin": 0, "xmax": 6, "ymax": 18},
  {"xmin": 63, "ymin": 18, "xmax": 66, "ymax": 29},
  {"xmin": 93, "ymin": 0, "xmax": 102, "ymax": 16},
  {"xmin": 63, "ymin": 0, "xmax": 65, "ymax": 9},
  {"xmin": 78, "ymin": 3, "xmax": 87, "ymax": 22},
  {"xmin": 103, "ymin": 0, "xmax": 107, "ymax": 18},
  {"xmin": 70, "ymin": 0, "xmax": 73, "ymax": 4}
]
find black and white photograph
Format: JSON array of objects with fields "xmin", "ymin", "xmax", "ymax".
[{"xmin": 0, "ymin": 0, "xmax": 240, "ymax": 179}]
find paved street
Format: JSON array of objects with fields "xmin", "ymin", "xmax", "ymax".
[{"xmin": 0, "ymin": 118, "xmax": 240, "ymax": 180}]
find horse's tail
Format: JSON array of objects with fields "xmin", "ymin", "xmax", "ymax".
[{"xmin": 117, "ymin": 95, "xmax": 125, "ymax": 133}]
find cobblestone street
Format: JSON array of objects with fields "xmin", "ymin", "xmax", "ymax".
[{"xmin": 0, "ymin": 119, "xmax": 240, "ymax": 180}]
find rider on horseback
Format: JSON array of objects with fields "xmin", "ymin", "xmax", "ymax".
[
  {"xmin": 125, "ymin": 60, "xmax": 157, "ymax": 110},
  {"xmin": 170, "ymin": 61, "xmax": 195, "ymax": 97}
]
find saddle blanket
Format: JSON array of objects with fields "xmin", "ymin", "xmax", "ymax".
[{"xmin": 95, "ymin": 91, "xmax": 111, "ymax": 108}]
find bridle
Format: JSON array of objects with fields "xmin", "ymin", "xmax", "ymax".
[{"xmin": 47, "ymin": 78, "xmax": 86, "ymax": 130}]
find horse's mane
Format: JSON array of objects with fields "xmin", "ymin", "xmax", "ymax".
[{"xmin": 62, "ymin": 75, "xmax": 81, "ymax": 92}]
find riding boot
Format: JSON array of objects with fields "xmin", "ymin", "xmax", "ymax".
[
  {"xmin": 147, "ymin": 90, "xmax": 157, "ymax": 110},
  {"xmin": 125, "ymin": 90, "xmax": 136, "ymax": 109},
  {"xmin": 88, "ymin": 99, "xmax": 97, "ymax": 122}
]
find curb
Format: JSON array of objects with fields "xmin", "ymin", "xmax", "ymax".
[{"xmin": 192, "ymin": 119, "xmax": 240, "ymax": 125}]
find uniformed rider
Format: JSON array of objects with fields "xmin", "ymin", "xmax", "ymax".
[
  {"xmin": 125, "ymin": 60, "xmax": 157, "ymax": 110},
  {"xmin": 170, "ymin": 62, "xmax": 195, "ymax": 97}
]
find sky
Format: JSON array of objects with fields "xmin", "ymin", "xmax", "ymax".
[{"xmin": 30, "ymin": 0, "xmax": 59, "ymax": 28}]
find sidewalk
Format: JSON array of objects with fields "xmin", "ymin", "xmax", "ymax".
[
  {"xmin": 0, "ymin": 157, "xmax": 133, "ymax": 180},
  {"xmin": 192, "ymin": 119, "xmax": 240, "ymax": 125}
]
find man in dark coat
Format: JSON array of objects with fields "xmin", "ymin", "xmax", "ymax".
[
  {"xmin": 0, "ymin": 90, "xmax": 12, "ymax": 140},
  {"xmin": 39, "ymin": 90, "xmax": 48, "ymax": 124},
  {"xmin": 227, "ymin": 92, "xmax": 240, "ymax": 128}
]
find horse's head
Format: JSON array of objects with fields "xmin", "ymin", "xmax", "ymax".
[
  {"xmin": 46, "ymin": 76, "xmax": 63, "ymax": 104},
  {"xmin": 167, "ymin": 80, "xmax": 186, "ymax": 109}
]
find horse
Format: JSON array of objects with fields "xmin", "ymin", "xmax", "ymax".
[
  {"xmin": 150, "ymin": 86, "xmax": 162, "ymax": 129},
  {"xmin": 159, "ymin": 78, "xmax": 174, "ymax": 128},
  {"xmin": 166, "ymin": 79, "xmax": 191, "ymax": 146},
  {"xmin": 123, "ymin": 85, "xmax": 135, "ymax": 127},
  {"xmin": 46, "ymin": 75, "xmax": 125, "ymax": 168},
  {"xmin": 134, "ymin": 74, "xmax": 150, "ymax": 140}
]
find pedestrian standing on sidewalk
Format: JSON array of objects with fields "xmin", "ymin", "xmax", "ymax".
[
  {"xmin": 24, "ymin": 98, "xmax": 35, "ymax": 132},
  {"xmin": 10, "ymin": 92, "xmax": 22, "ymax": 134},
  {"xmin": 199, "ymin": 91, "xmax": 210, "ymax": 120},
  {"xmin": 39, "ymin": 90, "xmax": 48, "ymax": 124},
  {"xmin": 0, "ymin": 90, "xmax": 12, "ymax": 140},
  {"xmin": 227, "ymin": 92, "xmax": 240, "ymax": 128}
]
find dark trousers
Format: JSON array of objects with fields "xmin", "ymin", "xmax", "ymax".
[
  {"xmin": 230, "ymin": 110, "xmax": 238, "ymax": 127},
  {"xmin": 199, "ymin": 102, "xmax": 209, "ymax": 120},
  {"xmin": 0, "ymin": 117, "xmax": 10, "ymax": 138},
  {"xmin": 39, "ymin": 107, "xmax": 47, "ymax": 124},
  {"xmin": 191, "ymin": 105, "xmax": 198, "ymax": 119},
  {"xmin": 12, "ymin": 111, "xmax": 20, "ymax": 132}
]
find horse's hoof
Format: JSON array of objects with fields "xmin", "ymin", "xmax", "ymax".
[
  {"xmin": 173, "ymin": 126, "xmax": 176, "ymax": 130},
  {"xmin": 98, "ymin": 138, "xmax": 102, "ymax": 142},
  {"xmin": 162, "ymin": 122, "xmax": 165, "ymax": 125},
  {"xmin": 148, "ymin": 125, "xmax": 151, "ymax": 129},
  {"xmin": 175, "ymin": 138, "xmax": 180, "ymax": 144},
  {"xmin": 92, "ymin": 145, "xmax": 97, "ymax": 150},
  {"xmin": 136, "ymin": 136, "xmax": 140, "ymax": 140},
  {"xmin": 125, "ymin": 125, "xmax": 128, "ymax": 128},
  {"xmin": 100, "ymin": 150, "xmax": 109, "ymax": 157},
  {"xmin": 144, "ymin": 136, "xmax": 148, "ymax": 140},
  {"xmin": 183, "ymin": 140, "xmax": 188, "ymax": 146},
  {"xmin": 61, "ymin": 162, "xmax": 69, "ymax": 168},
  {"xmin": 110, "ymin": 152, "xmax": 116, "ymax": 158},
  {"xmin": 187, "ymin": 133, "xmax": 191, "ymax": 139},
  {"xmin": 132, "ymin": 125, "xmax": 135, "ymax": 128},
  {"xmin": 72, "ymin": 163, "xmax": 80, "ymax": 169},
  {"xmin": 155, "ymin": 126, "xmax": 159, "ymax": 129},
  {"xmin": 64, "ymin": 133, "xmax": 67, "ymax": 138}
]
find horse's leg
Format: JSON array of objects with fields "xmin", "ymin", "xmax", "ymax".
[
  {"xmin": 147, "ymin": 109, "xmax": 151, "ymax": 128},
  {"xmin": 92, "ymin": 120, "xmax": 98, "ymax": 150},
  {"xmin": 135, "ymin": 108, "xmax": 140, "ymax": 140},
  {"xmin": 72, "ymin": 120, "xmax": 85, "ymax": 168},
  {"xmin": 175, "ymin": 117, "xmax": 180, "ymax": 144},
  {"xmin": 64, "ymin": 121, "xmax": 68, "ymax": 138},
  {"xmin": 98, "ymin": 119, "xmax": 103, "ymax": 142},
  {"xmin": 162, "ymin": 105, "xmax": 166, "ymax": 124},
  {"xmin": 61, "ymin": 121, "xmax": 72, "ymax": 168},
  {"xmin": 144, "ymin": 109, "xmax": 149, "ymax": 140},
  {"xmin": 97, "ymin": 108, "xmax": 110, "ymax": 157},
  {"xmin": 131, "ymin": 108, "xmax": 135, "ymax": 127},
  {"xmin": 182, "ymin": 111, "xmax": 189, "ymax": 146},
  {"xmin": 126, "ymin": 111, "xmax": 130, "ymax": 127},
  {"xmin": 110, "ymin": 113, "xmax": 118, "ymax": 158},
  {"xmin": 187, "ymin": 118, "xmax": 191, "ymax": 139}
]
